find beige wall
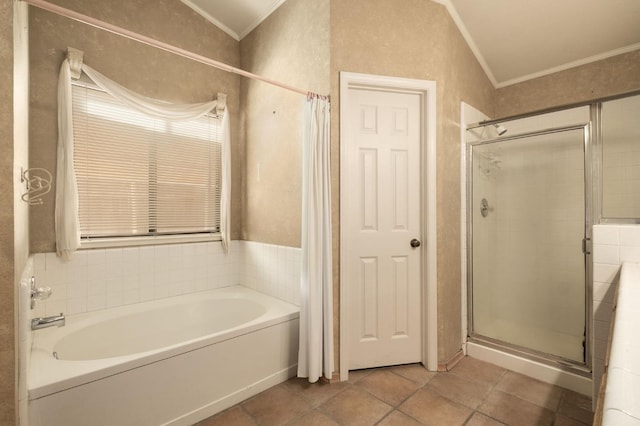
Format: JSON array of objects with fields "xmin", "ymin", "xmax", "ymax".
[
  {"xmin": 330, "ymin": 0, "xmax": 495, "ymax": 364},
  {"xmin": 240, "ymin": 0, "xmax": 330, "ymax": 247},
  {"xmin": 497, "ymin": 50, "xmax": 640, "ymax": 117},
  {"xmin": 28, "ymin": 0, "xmax": 242, "ymax": 253},
  {"xmin": 0, "ymin": 0, "xmax": 16, "ymax": 423},
  {"xmin": 20, "ymin": 0, "xmax": 640, "ymax": 391}
]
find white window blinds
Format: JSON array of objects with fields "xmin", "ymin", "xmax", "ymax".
[{"xmin": 72, "ymin": 83, "xmax": 222, "ymax": 238}]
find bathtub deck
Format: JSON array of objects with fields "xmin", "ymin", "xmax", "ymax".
[{"xmin": 196, "ymin": 357, "xmax": 594, "ymax": 426}]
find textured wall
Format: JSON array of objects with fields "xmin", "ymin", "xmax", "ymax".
[
  {"xmin": 330, "ymin": 0, "xmax": 495, "ymax": 364},
  {"xmin": 496, "ymin": 50, "xmax": 640, "ymax": 118},
  {"xmin": 29, "ymin": 0, "xmax": 242, "ymax": 253},
  {"xmin": 240, "ymin": 0, "xmax": 330, "ymax": 247},
  {"xmin": 0, "ymin": 0, "xmax": 15, "ymax": 423}
]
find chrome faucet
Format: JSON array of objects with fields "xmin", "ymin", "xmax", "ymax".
[
  {"xmin": 31, "ymin": 313, "xmax": 65, "ymax": 330},
  {"xmin": 30, "ymin": 276, "xmax": 52, "ymax": 309}
]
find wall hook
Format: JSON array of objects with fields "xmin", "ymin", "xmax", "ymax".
[{"xmin": 21, "ymin": 167, "xmax": 53, "ymax": 206}]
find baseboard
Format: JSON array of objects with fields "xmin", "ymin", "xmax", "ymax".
[
  {"xmin": 438, "ymin": 349, "xmax": 465, "ymax": 372},
  {"xmin": 322, "ymin": 371, "xmax": 341, "ymax": 384}
]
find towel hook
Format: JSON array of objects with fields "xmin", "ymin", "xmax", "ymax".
[{"xmin": 21, "ymin": 167, "xmax": 53, "ymax": 206}]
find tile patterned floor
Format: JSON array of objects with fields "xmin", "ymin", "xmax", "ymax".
[{"xmin": 195, "ymin": 357, "xmax": 594, "ymax": 426}]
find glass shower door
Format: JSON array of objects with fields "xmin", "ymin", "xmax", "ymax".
[{"xmin": 469, "ymin": 127, "xmax": 587, "ymax": 364}]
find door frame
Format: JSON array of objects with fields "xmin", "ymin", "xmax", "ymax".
[{"xmin": 339, "ymin": 72, "xmax": 438, "ymax": 380}]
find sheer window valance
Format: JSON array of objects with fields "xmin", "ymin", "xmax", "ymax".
[{"xmin": 56, "ymin": 47, "xmax": 231, "ymax": 259}]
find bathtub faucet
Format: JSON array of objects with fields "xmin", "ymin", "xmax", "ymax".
[{"xmin": 31, "ymin": 313, "xmax": 65, "ymax": 330}]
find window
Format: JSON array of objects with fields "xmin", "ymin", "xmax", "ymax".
[{"xmin": 72, "ymin": 83, "xmax": 222, "ymax": 239}]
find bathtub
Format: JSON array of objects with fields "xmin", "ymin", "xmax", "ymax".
[
  {"xmin": 28, "ymin": 285, "xmax": 300, "ymax": 426},
  {"xmin": 601, "ymin": 262, "xmax": 640, "ymax": 425}
]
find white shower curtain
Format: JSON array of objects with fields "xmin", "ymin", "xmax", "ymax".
[
  {"xmin": 297, "ymin": 96, "xmax": 334, "ymax": 383},
  {"xmin": 56, "ymin": 57, "xmax": 231, "ymax": 259},
  {"xmin": 55, "ymin": 58, "xmax": 81, "ymax": 260},
  {"xmin": 219, "ymin": 111, "xmax": 231, "ymax": 254}
]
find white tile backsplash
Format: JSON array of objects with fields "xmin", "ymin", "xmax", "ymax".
[
  {"xmin": 31, "ymin": 240, "xmax": 301, "ymax": 318},
  {"xmin": 240, "ymin": 241, "xmax": 301, "ymax": 306}
]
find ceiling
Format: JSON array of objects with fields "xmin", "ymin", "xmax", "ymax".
[
  {"xmin": 182, "ymin": 0, "xmax": 640, "ymax": 88},
  {"xmin": 181, "ymin": 0, "xmax": 287, "ymax": 41}
]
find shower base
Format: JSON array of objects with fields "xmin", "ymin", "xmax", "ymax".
[
  {"xmin": 466, "ymin": 341, "xmax": 592, "ymax": 396},
  {"xmin": 473, "ymin": 318, "xmax": 584, "ymax": 362}
]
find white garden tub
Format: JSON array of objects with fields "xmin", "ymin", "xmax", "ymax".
[
  {"xmin": 28, "ymin": 285, "xmax": 299, "ymax": 426},
  {"xmin": 602, "ymin": 262, "xmax": 640, "ymax": 425}
]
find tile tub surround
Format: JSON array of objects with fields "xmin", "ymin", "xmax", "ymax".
[
  {"xmin": 241, "ymin": 241, "xmax": 302, "ymax": 306},
  {"xmin": 31, "ymin": 240, "xmax": 301, "ymax": 318},
  {"xmin": 602, "ymin": 262, "xmax": 640, "ymax": 425},
  {"xmin": 592, "ymin": 224, "xmax": 640, "ymax": 404},
  {"xmin": 196, "ymin": 356, "xmax": 593, "ymax": 426},
  {"xmin": 18, "ymin": 259, "xmax": 34, "ymax": 426}
]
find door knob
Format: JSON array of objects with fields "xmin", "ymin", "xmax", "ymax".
[{"xmin": 410, "ymin": 239, "xmax": 421, "ymax": 248}]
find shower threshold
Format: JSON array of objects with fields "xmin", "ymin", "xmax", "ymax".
[
  {"xmin": 472, "ymin": 318, "xmax": 585, "ymax": 363},
  {"xmin": 468, "ymin": 333, "xmax": 591, "ymax": 377},
  {"xmin": 466, "ymin": 337, "xmax": 592, "ymax": 397}
]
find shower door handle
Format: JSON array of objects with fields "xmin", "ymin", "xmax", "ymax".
[{"xmin": 410, "ymin": 239, "xmax": 421, "ymax": 248}]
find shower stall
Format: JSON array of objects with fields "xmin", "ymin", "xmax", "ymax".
[
  {"xmin": 466, "ymin": 113, "xmax": 592, "ymax": 373},
  {"xmin": 464, "ymin": 93, "xmax": 640, "ymax": 396}
]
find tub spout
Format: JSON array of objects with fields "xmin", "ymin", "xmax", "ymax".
[{"xmin": 31, "ymin": 313, "xmax": 65, "ymax": 330}]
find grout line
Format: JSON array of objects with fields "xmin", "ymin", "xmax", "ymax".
[
  {"xmin": 464, "ymin": 367, "xmax": 506, "ymax": 425},
  {"xmin": 199, "ymin": 360, "xmax": 594, "ymax": 425},
  {"xmin": 238, "ymin": 398, "xmax": 259, "ymax": 425}
]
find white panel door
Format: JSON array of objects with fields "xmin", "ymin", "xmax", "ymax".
[{"xmin": 345, "ymin": 88, "xmax": 422, "ymax": 369}]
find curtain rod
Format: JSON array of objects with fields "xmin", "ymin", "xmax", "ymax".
[
  {"xmin": 23, "ymin": 0, "xmax": 328, "ymax": 100},
  {"xmin": 467, "ymin": 88, "xmax": 640, "ymax": 130}
]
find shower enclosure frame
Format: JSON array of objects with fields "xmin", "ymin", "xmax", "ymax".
[{"xmin": 465, "ymin": 123, "xmax": 594, "ymax": 376}]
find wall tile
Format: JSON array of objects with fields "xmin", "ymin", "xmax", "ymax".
[
  {"xmin": 593, "ymin": 334, "xmax": 608, "ymax": 362},
  {"xmin": 593, "ymin": 263, "xmax": 620, "ymax": 284},
  {"xmin": 593, "ymin": 281, "xmax": 616, "ymax": 303},
  {"xmin": 67, "ymin": 297, "xmax": 87, "ymax": 315},
  {"xmin": 620, "ymin": 245, "xmax": 640, "ymax": 262},
  {"xmin": 593, "ymin": 244, "xmax": 620, "ymax": 265},
  {"xmin": 68, "ymin": 250, "xmax": 88, "ymax": 268},
  {"xmin": 594, "ymin": 301, "xmax": 614, "ymax": 323},
  {"xmin": 87, "ymin": 295, "xmax": 106, "ymax": 312},
  {"xmin": 105, "ymin": 248, "xmax": 123, "ymax": 265},
  {"xmin": 106, "ymin": 289, "xmax": 124, "ymax": 308},
  {"xmin": 45, "ymin": 252, "xmax": 68, "ymax": 286},
  {"xmin": 87, "ymin": 249, "xmax": 106, "ymax": 266},
  {"xmin": 593, "ymin": 319, "xmax": 611, "ymax": 344},
  {"xmin": 44, "ymin": 299, "xmax": 66, "ymax": 318},
  {"xmin": 239, "ymin": 241, "xmax": 301, "ymax": 305},
  {"xmin": 619, "ymin": 226, "xmax": 640, "ymax": 246},
  {"xmin": 123, "ymin": 289, "xmax": 140, "ymax": 305},
  {"xmin": 30, "ymin": 240, "xmax": 301, "ymax": 321},
  {"xmin": 593, "ymin": 225, "xmax": 619, "ymax": 245}
]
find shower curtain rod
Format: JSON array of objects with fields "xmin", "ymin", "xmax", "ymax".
[{"xmin": 23, "ymin": 0, "xmax": 328, "ymax": 100}]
